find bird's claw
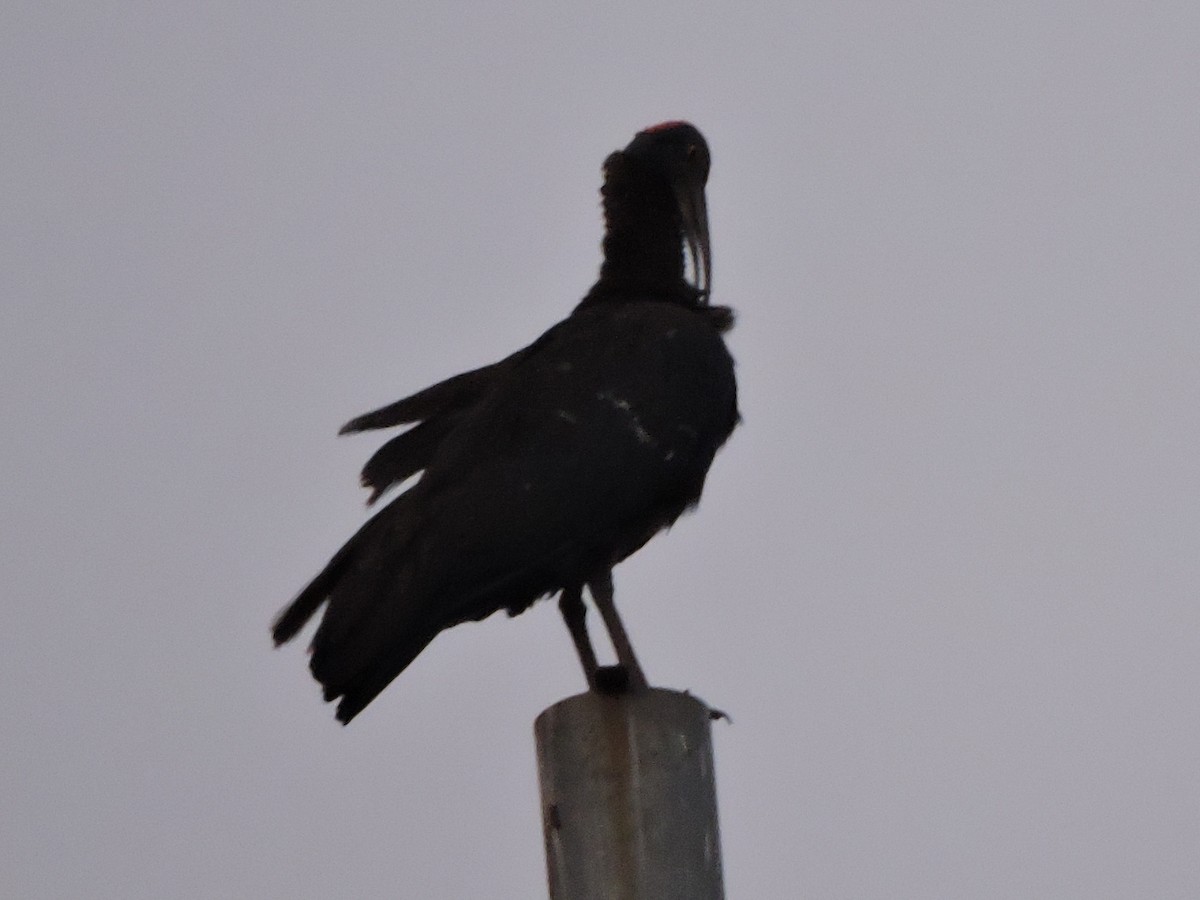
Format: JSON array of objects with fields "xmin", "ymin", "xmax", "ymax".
[{"xmin": 593, "ymin": 664, "xmax": 646, "ymax": 695}]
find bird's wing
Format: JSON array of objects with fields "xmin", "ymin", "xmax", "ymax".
[
  {"xmin": 339, "ymin": 356, "xmax": 515, "ymax": 435},
  {"xmin": 340, "ymin": 345, "xmax": 537, "ymax": 503},
  {"xmin": 283, "ymin": 301, "xmax": 736, "ymax": 722},
  {"xmin": 409, "ymin": 300, "xmax": 739, "ymax": 624}
]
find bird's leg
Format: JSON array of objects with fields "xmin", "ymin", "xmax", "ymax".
[
  {"xmin": 558, "ymin": 584, "xmax": 599, "ymax": 690},
  {"xmin": 588, "ymin": 570, "xmax": 649, "ymax": 691}
]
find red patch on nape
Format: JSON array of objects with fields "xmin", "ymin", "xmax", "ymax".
[{"xmin": 641, "ymin": 120, "xmax": 691, "ymax": 134}]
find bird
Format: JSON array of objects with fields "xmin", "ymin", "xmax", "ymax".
[{"xmin": 272, "ymin": 121, "xmax": 739, "ymax": 723}]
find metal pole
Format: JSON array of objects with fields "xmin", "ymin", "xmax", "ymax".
[{"xmin": 534, "ymin": 688, "xmax": 724, "ymax": 900}]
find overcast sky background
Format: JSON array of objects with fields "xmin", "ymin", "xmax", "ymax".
[{"xmin": 4, "ymin": 3, "xmax": 1198, "ymax": 898}]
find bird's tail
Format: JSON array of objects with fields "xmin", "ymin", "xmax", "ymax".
[
  {"xmin": 272, "ymin": 499, "xmax": 435, "ymax": 723},
  {"xmin": 271, "ymin": 537, "xmax": 357, "ymax": 646}
]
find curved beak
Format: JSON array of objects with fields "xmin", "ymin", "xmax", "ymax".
[{"xmin": 675, "ymin": 180, "xmax": 711, "ymax": 300}]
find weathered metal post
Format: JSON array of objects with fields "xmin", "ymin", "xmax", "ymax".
[{"xmin": 534, "ymin": 688, "xmax": 724, "ymax": 899}]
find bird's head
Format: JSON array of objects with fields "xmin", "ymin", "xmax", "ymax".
[{"xmin": 619, "ymin": 121, "xmax": 712, "ymax": 300}]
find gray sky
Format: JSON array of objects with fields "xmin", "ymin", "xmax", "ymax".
[{"xmin": 4, "ymin": 3, "xmax": 1198, "ymax": 898}]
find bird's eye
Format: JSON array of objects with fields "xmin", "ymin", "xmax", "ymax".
[{"xmin": 686, "ymin": 144, "xmax": 698, "ymax": 161}]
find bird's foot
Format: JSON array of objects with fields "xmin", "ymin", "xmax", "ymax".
[{"xmin": 593, "ymin": 664, "xmax": 648, "ymax": 695}]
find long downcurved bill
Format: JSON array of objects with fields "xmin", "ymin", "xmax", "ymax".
[{"xmin": 676, "ymin": 182, "xmax": 711, "ymax": 300}]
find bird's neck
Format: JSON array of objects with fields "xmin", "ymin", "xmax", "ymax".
[{"xmin": 586, "ymin": 152, "xmax": 694, "ymax": 303}]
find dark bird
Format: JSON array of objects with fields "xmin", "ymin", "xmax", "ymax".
[{"xmin": 273, "ymin": 121, "xmax": 738, "ymax": 723}]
